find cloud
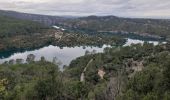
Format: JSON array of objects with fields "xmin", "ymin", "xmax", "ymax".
[{"xmin": 0, "ymin": 0, "xmax": 170, "ymax": 18}]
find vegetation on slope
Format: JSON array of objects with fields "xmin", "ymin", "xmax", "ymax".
[
  {"xmin": 0, "ymin": 43, "xmax": 170, "ymax": 100},
  {"xmin": 0, "ymin": 27, "xmax": 125, "ymax": 55},
  {"xmin": 0, "ymin": 10, "xmax": 67, "ymax": 26},
  {"xmin": 1, "ymin": 10, "xmax": 170, "ymax": 39},
  {"xmin": 0, "ymin": 61, "xmax": 63, "ymax": 100},
  {"xmin": 64, "ymin": 43, "xmax": 170, "ymax": 100},
  {"xmin": 0, "ymin": 15, "xmax": 125, "ymax": 53},
  {"xmin": 1, "ymin": 10, "xmax": 170, "ymax": 100},
  {"xmin": 0, "ymin": 15, "xmax": 47, "ymax": 38},
  {"xmin": 58, "ymin": 16, "xmax": 170, "ymax": 38}
]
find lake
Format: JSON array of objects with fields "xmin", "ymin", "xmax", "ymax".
[
  {"xmin": 0, "ymin": 38, "xmax": 166, "ymax": 69},
  {"xmin": 0, "ymin": 45, "xmax": 110, "ymax": 69},
  {"xmin": 124, "ymin": 38, "xmax": 166, "ymax": 46}
]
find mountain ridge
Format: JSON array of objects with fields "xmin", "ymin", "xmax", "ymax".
[{"xmin": 1, "ymin": 10, "xmax": 170, "ymax": 38}]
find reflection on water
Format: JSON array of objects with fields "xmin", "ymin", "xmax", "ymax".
[
  {"xmin": 0, "ymin": 38, "xmax": 166, "ymax": 69},
  {"xmin": 0, "ymin": 45, "xmax": 110, "ymax": 68}
]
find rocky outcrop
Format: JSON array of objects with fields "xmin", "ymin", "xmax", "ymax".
[
  {"xmin": 125, "ymin": 58, "xmax": 144, "ymax": 78},
  {"xmin": 98, "ymin": 68, "xmax": 106, "ymax": 79}
]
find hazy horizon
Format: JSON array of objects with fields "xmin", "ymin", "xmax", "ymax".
[{"xmin": 0, "ymin": 0, "xmax": 170, "ymax": 19}]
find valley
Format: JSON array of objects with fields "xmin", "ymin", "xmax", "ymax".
[{"xmin": 0, "ymin": 10, "xmax": 170, "ymax": 100}]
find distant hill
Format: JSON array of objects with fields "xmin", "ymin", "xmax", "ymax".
[
  {"xmin": 0, "ymin": 10, "xmax": 68, "ymax": 26},
  {"xmin": 1, "ymin": 10, "xmax": 170, "ymax": 38},
  {"xmin": 0, "ymin": 15, "xmax": 47, "ymax": 38},
  {"xmin": 58, "ymin": 16, "xmax": 170, "ymax": 38}
]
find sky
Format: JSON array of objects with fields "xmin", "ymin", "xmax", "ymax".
[{"xmin": 0, "ymin": 0, "xmax": 170, "ymax": 18}]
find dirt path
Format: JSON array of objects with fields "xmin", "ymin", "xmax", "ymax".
[{"xmin": 80, "ymin": 59, "xmax": 93, "ymax": 82}]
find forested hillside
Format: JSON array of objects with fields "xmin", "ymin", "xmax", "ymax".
[
  {"xmin": 0, "ymin": 10, "xmax": 170, "ymax": 100},
  {"xmin": 0, "ymin": 43, "xmax": 170, "ymax": 100},
  {"xmin": 64, "ymin": 43, "xmax": 170, "ymax": 100},
  {"xmin": 0, "ymin": 15, "xmax": 47, "ymax": 38},
  {"xmin": 0, "ymin": 13, "xmax": 125, "ymax": 53},
  {"xmin": 1, "ymin": 10, "xmax": 170, "ymax": 39},
  {"xmin": 0, "ymin": 10, "xmax": 170, "ymax": 38},
  {"xmin": 0, "ymin": 10, "xmax": 69, "ymax": 26},
  {"xmin": 58, "ymin": 16, "xmax": 170, "ymax": 38}
]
